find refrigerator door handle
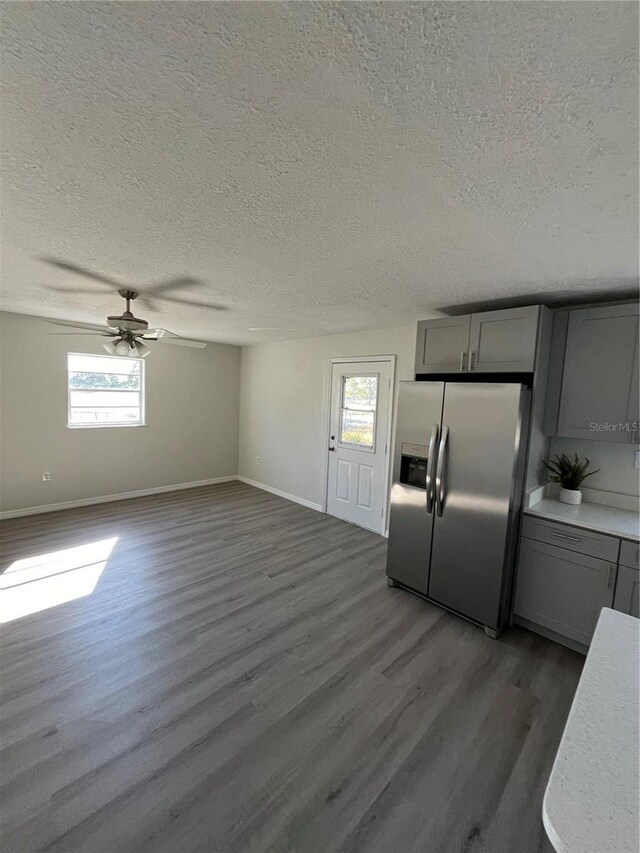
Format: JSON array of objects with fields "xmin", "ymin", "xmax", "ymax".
[
  {"xmin": 435, "ymin": 425, "xmax": 449, "ymax": 516},
  {"xmin": 425, "ymin": 423, "xmax": 439, "ymax": 514}
]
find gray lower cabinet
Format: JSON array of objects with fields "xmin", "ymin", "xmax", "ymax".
[
  {"xmin": 613, "ymin": 566, "xmax": 639, "ymax": 618},
  {"xmin": 468, "ymin": 305, "xmax": 540, "ymax": 372},
  {"xmin": 556, "ymin": 303, "xmax": 639, "ymax": 443},
  {"xmin": 415, "ymin": 305, "xmax": 541, "ymax": 374},
  {"xmin": 514, "ymin": 537, "xmax": 616, "ymax": 648},
  {"xmin": 520, "ymin": 514, "xmax": 619, "ymax": 562},
  {"xmin": 619, "ymin": 539, "xmax": 640, "ymax": 570}
]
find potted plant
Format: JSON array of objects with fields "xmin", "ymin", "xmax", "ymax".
[{"xmin": 543, "ymin": 453, "xmax": 600, "ymax": 505}]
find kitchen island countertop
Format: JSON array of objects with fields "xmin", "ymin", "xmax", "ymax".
[{"xmin": 543, "ymin": 607, "xmax": 639, "ymax": 853}]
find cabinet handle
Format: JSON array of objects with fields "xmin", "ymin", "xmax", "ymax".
[
  {"xmin": 607, "ymin": 564, "xmax": 616, "ymax": 591},
  {"xmin": 468, "ymin": 351, "xmax": 475, "ymax": 370},
  {"xmin": 459, "ymin": 351, "xmax": 467, "ymax": 372},
  {"xmin": 550, "ymin": 531, "xmax": 582, "ymax": 542}
]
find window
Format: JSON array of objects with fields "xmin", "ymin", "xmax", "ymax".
[
  {"xmin": 67, "ymin": 353, "xmax": 144, "ymax": 428},
  {"xmin": 339, "ymin": 374, "xmax": 378, "ymax": 449}
]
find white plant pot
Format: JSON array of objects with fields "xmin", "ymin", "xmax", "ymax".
[{"xmin": 559, "ymin": 487, "xmax": 582, "ymax": 506}]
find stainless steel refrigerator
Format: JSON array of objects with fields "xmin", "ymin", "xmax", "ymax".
[{"xmin": 386, "ymin": 381, "xmax": 530, "ymax": 637}]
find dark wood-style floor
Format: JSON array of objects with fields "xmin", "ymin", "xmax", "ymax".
[{"xmin": 0, "ymin": 482, "xmax": 582, "ymax": 853}]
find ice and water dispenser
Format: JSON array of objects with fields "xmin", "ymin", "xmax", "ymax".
[{"xmin": 398, "ymin": 442, "xmax": 429, "ymax": 490}]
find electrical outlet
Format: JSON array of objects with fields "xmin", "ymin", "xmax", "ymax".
[
  {"xmin": 42, "ymin": 470, "xmax": 51, "ymax": 482},
  {"xmin": 635, "ymin": 450, "xmax": 640, "ymax": 470},
  {"xmin": 256, "ymin": 456, "xmax": 261, "ymax": 465}
]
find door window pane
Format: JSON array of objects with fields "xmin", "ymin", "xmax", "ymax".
[
  {"xmin": 343, "ymin": 375, "xmax": 378, "ymax": 410},
  {"xmin": 341, "ymin": 410, "xmax": 375, "ymax": 447},
  {"xmin": 339, "ymin": 374, "xmax": 378, "ymax": 449}
]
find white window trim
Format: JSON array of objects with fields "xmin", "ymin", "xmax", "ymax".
[{"xmin": 67, "ymin": 352, "xmax": 146, "ymax": 429}]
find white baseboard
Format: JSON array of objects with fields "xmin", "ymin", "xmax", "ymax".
[
  {"xmin": 0, "ymin": 476, "xmax": 239, "ymax": 520},
  {"xmin": 237, "ymin": 475, "xmax": 324, "ymax": 513}
]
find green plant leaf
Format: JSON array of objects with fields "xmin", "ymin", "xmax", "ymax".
[{"xmin": 543, "ymin": 453, "xmax": 599, "ymax": 490}]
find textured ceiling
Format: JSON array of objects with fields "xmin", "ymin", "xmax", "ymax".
[{"xmin": 1, "ymin": 1, "xmax": 638, "ymax": 344}]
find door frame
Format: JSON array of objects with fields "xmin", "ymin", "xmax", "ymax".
[{"xmin": 322, "ymin": 355, "xmax": 397, "ymax": 535}]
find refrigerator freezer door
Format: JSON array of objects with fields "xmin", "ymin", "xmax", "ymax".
[
  {"xmin": 427, "ymin": 383, "xmax": 528, "ymax": 629},
  {"xmin": 386, "ymin": 381, "xmax": 445, "ymax": 593}
]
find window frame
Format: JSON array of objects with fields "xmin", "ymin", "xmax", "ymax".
[{"xmin": 66, "ymin": 352, "xmax": 146, "ymax": 429}]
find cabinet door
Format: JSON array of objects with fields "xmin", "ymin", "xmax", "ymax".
[
  {"xmin": 557, "ymin": 303, "xmax": 639, "ymax": 443},
  {"xmin": 514, "ymin": 537, "xmax": 616, "ymax": 646},
  {"xmin": 415, "ymin": 316, "xmax": 471, "ymax": 374},
  {"xmin": 467, "ymin": 306, "xmax": 540, "ymax": 372},
  {"xmin": 613, "ymin": 566, "xmax": 639, "ymax": 618},
  {"xmin": 619, "ymin": 540, "xmax": 640, "ymax": 570}
]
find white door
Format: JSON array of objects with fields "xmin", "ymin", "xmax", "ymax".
[{"xmin": 326, "ymin": 359, "xmax": 393, "ymax": 534}]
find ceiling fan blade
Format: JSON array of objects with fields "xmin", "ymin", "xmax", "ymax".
[
  {"xmin": 47, "ymin": 319, "xmax": 110, "ymax": 332},
  {"xmin": 46, "ymin": 331, "xmax": 118, "ymax": 337},
  {"xmin": 142, "ymin": 276, "xmax": 203, "ymax": 296},
  {"xmin": 154, "ymin": 294, "xmax": 227, "ymax": 311},
  {"xmin": 47, "ymin": 285, "xmax": 113, "ymax": 295},
  {"xmin": 142, "ymin": 327, "xmax": 185, "ymax": 339},
  {"xmin": 154, "ymin": 336, "xmax": 207, "ymax": 349},
  {"xmin": 40, "ymin": 257, "xmax": 122, "ymax": 287}
]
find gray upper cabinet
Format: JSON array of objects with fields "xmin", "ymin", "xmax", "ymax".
[
  {"xmin": 514, "ymin": 536, "xmax": 616, "ymax": 647},
  {"xmin": 468, "ymin": 306, "xmax": 540, "ymax": 373},
  {"xmin": 556, "ymin": 303, "xmax": 639, "ymax": 443},
  {"xmin": 415, "ymin": 306, "xmax": 540, "ymax": 374},
  {"xmin": 415, "ymin": 316, "xmax": 471, "ymax": 373}
]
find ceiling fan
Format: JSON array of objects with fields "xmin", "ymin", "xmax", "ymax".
[{"xmin": 47, "ymin": 289, "xmax": 209, "ymax": 357}]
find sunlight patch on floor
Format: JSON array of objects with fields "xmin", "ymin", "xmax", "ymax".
[{"xmin": 0, "ymin": 537, "xmax": 118, "ymax": 623}]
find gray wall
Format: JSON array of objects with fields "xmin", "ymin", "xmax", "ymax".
[
  {"xmin": 549, "ymin": 436, "xmax": 639, "ymax": 498},
  {"xmin": 239, "ymin": 325, "xmax": 416, "ymax": 508},
  {"xmin": 3, "ymin": 310, "xmax": 636, "ymax": 515},
  {"xmin": 0, "ymin": 312, "xmax": 241, "ymax": 512},
  {"xmin": 238, "ymin": 324, "xmax": 640, "ymax": 509}
]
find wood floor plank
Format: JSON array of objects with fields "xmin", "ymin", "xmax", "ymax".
[{"xmin": 0, "ymin": 482, "xmax": 582, "ymax": 852}]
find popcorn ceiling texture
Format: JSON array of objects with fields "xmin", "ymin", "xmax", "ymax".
[{"xmin": 1, "ymin": 2, "xmax": 637, "ymax": 344}]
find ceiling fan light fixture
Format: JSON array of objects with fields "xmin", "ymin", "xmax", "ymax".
[
  {"xmin": 102, "ymin": 339, "xmax": 118, "ymax": 355},
  {"xmin": 134, "ymin": 340, "xmax": 151, "ymax": 358},
  {"xmin": 115, "ymin": 338, "xmax": 132, "ymax": 357}
]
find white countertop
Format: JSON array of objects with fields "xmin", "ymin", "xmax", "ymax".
[
  {"xmin": 543, "ymin": 608, "xmax": 640, "ymax": 853},
  {"xmin": 525, "ymin": 498, "xmax": 639, "ymax": 543}
]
